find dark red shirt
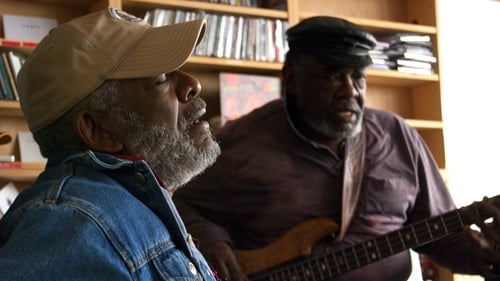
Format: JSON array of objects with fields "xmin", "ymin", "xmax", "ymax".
[{"xmin": 174, "ymin": 99, "xmax": 483, "ymax": 280}]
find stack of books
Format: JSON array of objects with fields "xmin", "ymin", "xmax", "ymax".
[{"xmin": 373, "ymin": 33, "xmax": 437, "ymax": 75}]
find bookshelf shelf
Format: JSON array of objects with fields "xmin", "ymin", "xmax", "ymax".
[
  {"xmin": 185, "ymin": 56, "xmax": 282, "ymax": 74},
  {"xmin": 0, "ymin": 100, "xmax": 22, "ymax": 118},
  {"xmin": 367, "ymin": 68, "xmax": 438, "ymax": 86},
  {"xmin": 0, "ymin": 0, "xmax": 452, "ymax": 279},
  {"xmin": 300, "ymin": 12, "xmax": 437, "ymax": 34},
  {"xmin": 123, "ymin": 0, "xmax": 288, "ymax": 19},
  {"xmin": 0, "ymin": 163, "xmax": 45, "ymax": 182},
  {"xmin": 406, "ymin": 119, "xmax": 443, "ymax": 129},
  {"xmin": 185, "ymin": 57, "xmax": 440, "ymax": 86}
]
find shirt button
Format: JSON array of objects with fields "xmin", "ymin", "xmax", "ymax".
[
  {"xmin": 188, "ymin": 262, "xmax": 197, "ymax": 275},
  {"xmin": 134, "ymin": 172, "xmax": 147, "ymax": 185}
]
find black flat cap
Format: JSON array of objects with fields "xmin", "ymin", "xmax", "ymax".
[{"xmin": 286, "ymin": 16, "xmax": 377, "ymax": 67}]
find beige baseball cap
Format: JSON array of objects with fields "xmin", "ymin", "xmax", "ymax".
[{"xmin": 17, "ymin": 7, "xmax": 207, "ymax": 132}]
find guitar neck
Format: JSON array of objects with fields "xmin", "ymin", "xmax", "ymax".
[{"xmin": 250, "ymin": 196, "xmax": 497, "ymax": 281}]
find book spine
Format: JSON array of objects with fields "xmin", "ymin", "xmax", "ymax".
[
  {"xmin": 0, "ymin": 161, "xmax": 22, "ymax": 168},
  {"xmin": 0, "ymin": 155, "xmax": 15, "ymax": 162}
]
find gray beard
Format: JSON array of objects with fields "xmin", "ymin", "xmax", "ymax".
[
  {"xmin": 129, "ymin": 123, "xmax": 220, "ymax": 193},
  {"xmin": 305, "ymin": 113, "xmax": 363, "ymax": 139},
  {"xmin": 112, "ymin": 101, "xmax": 220, "ymax": 193}
]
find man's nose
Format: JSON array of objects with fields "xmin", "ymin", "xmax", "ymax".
[
  {"xmin": 335, "ymin": 75, "xmax": 358, "ymax": 99},
  {"xmin": 176, "ymin": 70, "xmax": 202, "ymax": 102}
]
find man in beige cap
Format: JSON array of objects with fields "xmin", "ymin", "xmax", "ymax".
[{"xmin": 0, "ymin": 8, "xmax": 221, "ymax": 280}]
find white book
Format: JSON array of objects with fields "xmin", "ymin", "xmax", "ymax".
[
  {"xmin": 18, "ymin": 131, "xmax": 47, "ymax": 163},
  {"xmin": 397, "ymin": 66, "xmax": 434, "ymax": 75},
  {"xmin": 0, "ymin": 182, "xmax": 18, "ymax": 215},
  {"xmin": 223, "ymin": 15, "xmax": 236, "ymax": 59},
  {"xmin": 215, "ymin": 15, "xmax": 228, "ymax": 58},
  {"xmin": 397, "ymin": 59, "xmax": 432, "ymax": 70},
  {"xmin": 403, "ymin": 52, "xmax": 437, "ymax": 63},
  {"xmin": 3, "ymin": 14, "xmax": 57, "ymax": 42},
  {"xmin": 205, "ymin": 14, "xmax": 220, "ymax": 57},
  {"xmin": 152, "ymin": 9, "xmax": 166, "ymax": 27},
  {"xmin": 232, "ymin": 16, "xmax": 245, "ymax": 60}
]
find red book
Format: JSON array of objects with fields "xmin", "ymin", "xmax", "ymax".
[{"xmin": 0, "ymin": 161, "xmax": 22, "ymax": 169}]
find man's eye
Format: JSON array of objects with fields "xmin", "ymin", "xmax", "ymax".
[
  {"xmin": 352, "ymin": 72, "xmax": 366, "ymax": 80},
  {"xmin": 315, "ymin": 73, "xmax": 340, "ymax": 80},
  {"xmin": 156, "ymin": 74, "xmax": 168, "ymax": 84}
]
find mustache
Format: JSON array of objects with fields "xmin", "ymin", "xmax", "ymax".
[
  {"xmin": 330, "ymin": 98, "xmax": 362, "ymax": 113},
  {"xmin": 179, "ymin": 97, "xmax": 207, "ymax": 129}
]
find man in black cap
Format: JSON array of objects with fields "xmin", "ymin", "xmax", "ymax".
[{"xmin": 173, "ymin": 16, "xmax": 500, "ymax": 281}]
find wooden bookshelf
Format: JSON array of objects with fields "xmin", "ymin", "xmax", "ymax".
[{"xmin": 0, "ymin": 0, "xmax": 452, "ymax": 279}]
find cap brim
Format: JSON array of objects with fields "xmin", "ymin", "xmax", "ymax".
[{"xmin": 110, "ymin": 19, "xmax": 206, "ymax": 78}]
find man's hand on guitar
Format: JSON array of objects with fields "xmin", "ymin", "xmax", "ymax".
[
  {"xmin": 463, "ymin": 196, "xmax": 500, "ymax": 277},
  {"xmin": 202, "ymin": 241, "xmax": 249, "ymax": 281}
]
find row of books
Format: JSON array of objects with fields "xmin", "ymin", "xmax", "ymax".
[
  {"xmin": 369, "ymin": 33, "xmax": 437, "ymax": 75},
  {"xmin": 145, "ymin": 8, "xmax": 289, "ymax": 63},
  {"xmin": 0, "ymin": 50, "xmax": 26, "ymax": 101},
  {"xmin": 200, "ymin": 0, "xmax": 259, "ymax": 6},
  {"xmin": 198, "ymin": 0, "xmax": 286, "ymax": 9}
]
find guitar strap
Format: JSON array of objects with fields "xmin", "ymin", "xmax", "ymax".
[{"xmin": 338, "ymin": 129, "xmax": 366, "ymax": 240}]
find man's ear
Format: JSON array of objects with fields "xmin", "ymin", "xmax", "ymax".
[{"xmin": 74, "ymin": 111, "xmax": 124, "ymax": 153}]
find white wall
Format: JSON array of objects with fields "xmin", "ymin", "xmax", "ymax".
[
  {"xmin": 438, "ymin": 0, "xmax": 500, "ymax": 207},
  {"xmin": 438, "ymin": 3, "xmax": 500, "ymax": 279}
]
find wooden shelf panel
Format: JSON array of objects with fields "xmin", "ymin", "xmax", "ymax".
[
  {"xmin": 0, "ymin": 162, "xmax": 44, "ymax": 182},
  {"xmin": 300, "ymin": 12, "xmax": 437, "ymax": 34},
  {"xmin": 186, "ymin": 57, "xmax": 439, "ymax": 86},
  {"xmin": 123, "ymin": 0, "xmax": 288, "ymax": 19},
  {"xmin": 406, "ymin": 119, "xmax": 443, "ymax": 130},
  {"xmin": 367, "ymin": 69, "xmax": 438, "ymax": 86},
  {"xmin": 185, "ymin": 56, "xmax": 283, "ymax": 74},
  {"xmin": 0, "ymin": 100, "xmax": 23, "ymax": 118}
]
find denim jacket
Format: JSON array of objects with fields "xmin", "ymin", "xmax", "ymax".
[{"xmin": 0, "ymin": 150, "xmax": 216, "ymax": 281}]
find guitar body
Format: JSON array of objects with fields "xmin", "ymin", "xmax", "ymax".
[{"xmin": 234, "ymin": 217, "xmax": 339, "ymax": 276}]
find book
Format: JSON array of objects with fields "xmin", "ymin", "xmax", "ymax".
[
  {"xmin": 17, "ymin": 131, "xmax": 47, "ymax": 163},
  {"xmin": 0, "ymin": 182, "xmax": 18, "ymax": 217},
  {"xmin": 0, "ymin": 54, "xmax": 15, "ymax": 100},
  {"xmin": 396, "ymin": 59, "xmax": 433, "ymax": 70},
  {"xmin": 0, "ymin": 161, "xmax": 45, "ymax": 169},
  {"xmin": 0, "ymin": 161, "xmax": 22, "ymax": 169},
  {"xmin": 6, "ymin": 51, "xmax": 26, "ymax": 78},
  {"xmin": 2, "ymin": 14, "xmax": 57, "ymax": 42},
  {"xmin": 397, "ymin": 66, "xmax": 434, "ymax": 75},
  {"xmin": 1, "ymin": 52, "xmax": 19, "ymax": 100},
  {"xmin": 232, "ymin": 16, "xmax": 245, "ymax": 59},
  {"xmin": 219, "ymin": 72, "xmax": 281, "ymax": 125},
  {"xmin": 0, "ymin": 155, "xmax": 15, "ymax": 162}
]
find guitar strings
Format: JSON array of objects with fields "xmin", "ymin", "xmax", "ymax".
[{"xmin": 250, "ymin": 211, "xmax": 465, "ymax": 281}]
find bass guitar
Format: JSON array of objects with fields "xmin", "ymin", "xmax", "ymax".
[{"xmin": 234, "ymin": 195, "xmax": 498, "ymax": 281}]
